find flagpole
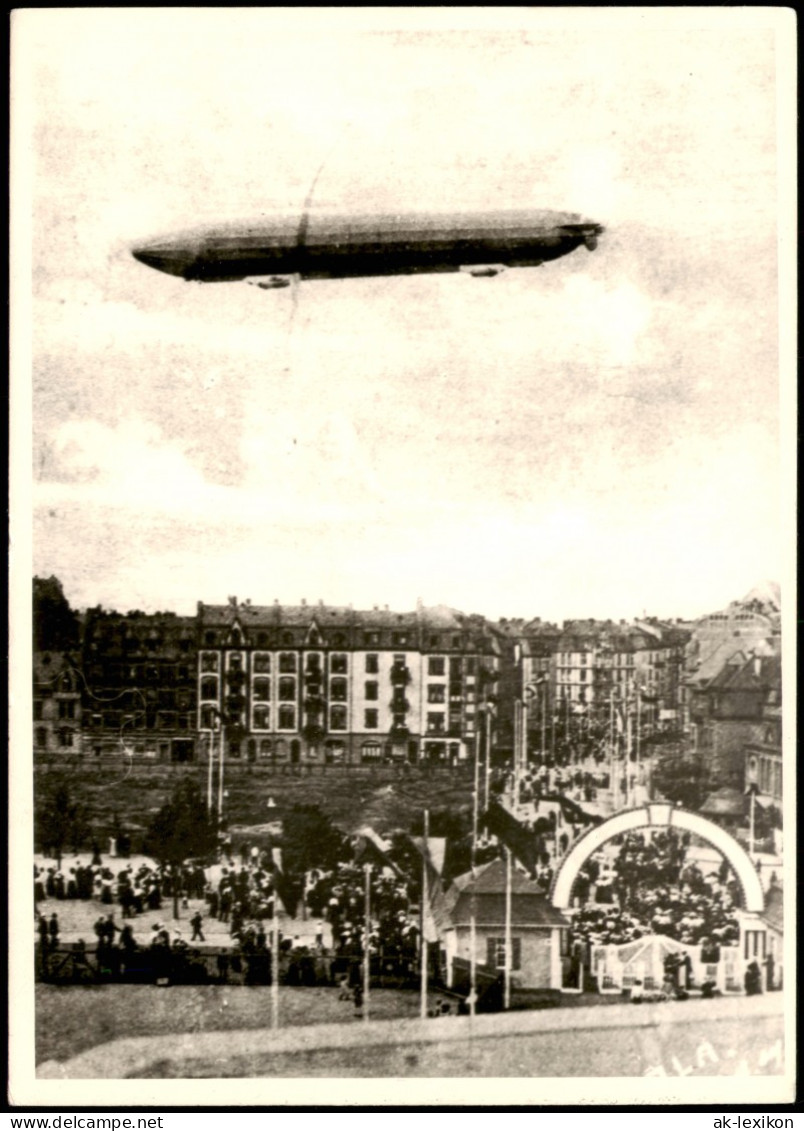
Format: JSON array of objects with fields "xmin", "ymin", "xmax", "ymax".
[
  {"xmin": 504, "ymin": 846, "xmax": 512, "ymax": 1010},
  {"xmin": 636, "ymin": 687, "xmax": 642, "ymax": 795},
  {"xmin": 541, "ymin": 680, "xmax": 547, "ymax": 763},
  {"xmin": 420, "ymin": 808, "xmax": 429, "ymax": 1019},
  {"xmin": 484, "ymin": 708, "xmax": 492, "ymax": 811},
  {"xmin": 522, "ymin": 695, "xmax": 528, "ymax": 775},
  {"xmin": 207, "ymin": 726, "xmax": 214, "ymax": 813},
  {"xmin": 217, "ymin": 720, "xmax": 225, "ymax": 821},
  {"xmin": 363, "ymin": 863, "xmax": 371, "ymax": 1024},
  {"xmin": 472, "ymin": 725, "xmax": 480, "ymax": 871},
  {"xmin": 470, "ymin": 733, "xmax": 478, "ymax": 1020},
  {"xmin": 271, "ymin": 859, "xmax": 280, "ymax": 1029}
]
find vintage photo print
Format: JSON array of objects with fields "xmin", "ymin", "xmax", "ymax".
[{"xmin": 9, "ymin": 6, "xmax": 796, "ymax": 1108}]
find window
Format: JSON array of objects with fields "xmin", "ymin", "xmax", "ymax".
[
  {"xmin": 392, "ymin": 632, "xmax": 408, "ymax": 646},
  {"xmin": 364, "ymin": 709, "xmax": 379, "ymax": 729},
  {"xmin": 452, "ymin": 636, "xmax": 461, "ymax": 648},
  {"xmin": 200, "ymin": 705, "xmax": 216, "ymax": 730},
  {"xmin": 253, "ymin": 653, "xmax": 271, "ymax": 673},
  {"xmin": 466, "ymin": 658, "xmax": 476, "ymax": 675},
  {"xmin": 279, "ymin": 652, "xmax": 296, "ymax": 673},
  {"xmin": 427, "ymin": 712, "xmax": 445, "ymax": 733},
  {"xmin": 204, "ymin": 632, "xmax": 217, "ymax": 647},
  {"xmin": 428, "ymin": 656, "xmax": 445, "ymax": 676},
  {"xmin": 257, "ymin": 632, "xmax": 269, "ymax": 647},
  {"xmin": 229, "ymin": 739, "xmax": 241, "ymax": 759},
  {"xmin": 33, "ymin": 700, "xmax": 43, "ymax": 720},
  {"xmin": 365, "ymin": 653, "xmax": 379, "ymax": 674},
  {"xmin": 364, "ymin": 681, "xmax": 378, "ymax": 701},
  {"xmin": 278, "ymin": 705, "xmax": 296, "ymax": 730},
  {"xmin": 427, "ymin": 685, "xmax": 446, "ymax": 703},
  {"xmin": 253, "ymin": 677, "xmax": 270, "ymax": 701},
  {"xmin": 330, "ymin": 677, "xmax": 348, "ymax": 702},
  {"xmin": 58, "ymin": 728, "xmax": 74, "ymax": 748},
  {"xmin": 228, "ymin": 653, "xmax": 243, "ymax": 671},
  {"xmin": 580, "ymin": 669, "xmax": 586, "ymax": 682},
  {"xmin": 260, "ymin": 739, "xmax": 272, "ymax": 758},
  {"xmin": 35, "ymin": 727, "xmax": 47, "ymax": 749},
  {"xmin": 253, "ymin": 705, "xmax": 270, "ymax": 730},
  {"xmin": 487, "ymin": 937, "xmax": 522, "ymax": 971},
  {"xmin": 278, "ymin": 677, "xmax": 296, "ymax": 702},
  {"xmin": 365, "ymin": 632, "xmax": 380, "ymax": 646},
  {"xmin": 200, "ymin": 677, "xmax": 218, "ymax": 701},
  {"xmin": 429, "ymin": 635, "xmax": 439, "ymax": 648},
  {"xmin": 330, "ymin": 705, "xmax": 347, "ymax": 731},
  {"xmin": 331, "ymin": 653, "xmax": 347, "ymax": 674},
  {"xmin": 362, "ymin": 741, "xmax": 382, "ymax": 762},
  {"xmin": 281, "ymin": 632, "xmax": 294, "ymax": 646}
]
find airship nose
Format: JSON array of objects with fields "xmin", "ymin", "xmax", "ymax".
[{"xmin": 131, "ymin": 242, "xmax": 192, "ymax": 277}]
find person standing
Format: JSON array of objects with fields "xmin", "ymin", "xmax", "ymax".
[
  {"xmin": 191, "ymin": 910, "xmax": 205, "ymax": 942},
  {"xmin": 48, "ymin": 912, "xmax": 60, "ymax": 947}
]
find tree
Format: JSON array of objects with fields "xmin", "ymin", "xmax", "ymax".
[
  {"xmin": 144, "ymin": 780, "xmax": 218, "ymax": 919},
  {"xmin": 33, "ymin": 576, "xmax": 79, "ymax": 651},
  {"xmin": 36, "ymin": 780, "xmax": 89, "ymax": 867},
  {"xmin": 278, "ymin": 804, "xmax": 348, "ymax": 916}
]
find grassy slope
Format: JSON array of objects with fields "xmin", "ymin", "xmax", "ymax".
[{"xmin": 35, "ymin": 764, "xmax": 475, "ymax": 839}]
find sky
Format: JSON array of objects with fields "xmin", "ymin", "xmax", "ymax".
[{"xmin": 16, "ymin": 8, "xmax": 792, "ymax": 624}]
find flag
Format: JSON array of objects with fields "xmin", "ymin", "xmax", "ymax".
[
  {"xmin": 542, "ymin": 793, "xmax": 604, "ymax": 827},
  {"xmin": 480, "ymin": 801, "xmax": 540, "ymax": 876},
  {"xmin": 406, "ymin": 834, "xmax": 450, "ymax": 942}
]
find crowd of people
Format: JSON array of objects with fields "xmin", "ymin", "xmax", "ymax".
[
  {"xmin": 34, "ymin": 856, "xmax": 207, "ymax": 918},
  {"xmin": 567, "ymin": 831, "xmax": 742, "ymax": 950}
]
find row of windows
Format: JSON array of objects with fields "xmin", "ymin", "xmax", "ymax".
[
  {"xmin": 198, "ymin": 652, "xmax": 478, "ymax": 677},
  {"xmin": 35, "ymin": 727, "xmax": 75, "ymax": 748},
  {"xmin": 198, "ymin": 676, "xmax": 471, "ymax": 703},
  {"xmin": 198, "ymin": 707, "xmax": 458, "ymax": 733}
]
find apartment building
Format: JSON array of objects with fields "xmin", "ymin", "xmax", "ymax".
[
  {"xmin": 79, "ymin": 609, "xmax": 199, "ymax": 763},
  {"xmin": 196, "ymin": 598, "xmax": 500, "ymax": 765}
]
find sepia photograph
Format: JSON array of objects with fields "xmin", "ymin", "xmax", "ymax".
[{"xmin": 9, "ymin": 6, "xmax": 796, "ymax": 1108}]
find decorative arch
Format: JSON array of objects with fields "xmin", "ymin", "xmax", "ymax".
[{"xmin": 549, "ymin": 802, "xmax": 764, "ymax": 913}]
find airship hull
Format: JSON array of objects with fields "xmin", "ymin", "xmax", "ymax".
[{"xmin": 132, "ymin": 209, "xmax": 604, "ymax": 284}]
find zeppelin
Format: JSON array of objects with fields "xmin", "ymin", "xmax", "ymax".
[{"xmin": 131, "ymin": 208, "xmax": 604, "ymax": 289}]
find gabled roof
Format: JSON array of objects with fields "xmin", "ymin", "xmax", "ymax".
[
  {"xmin": 448, "ymin": 858, "xmax": 569, "ymax": 928},
  {"xmin": 452, "ymin": 890, "xmax": 569, "ymax": 929}
]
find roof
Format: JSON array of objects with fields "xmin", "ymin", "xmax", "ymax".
[
  {"xmin": 700, "ymin": 788, "xmax": 746, "ymax": 817},
  {"xmin": 613, "ymin": 934, "xmax": 691, "ymax": 963},
  {"xmin": 449, "ymin": 859, "xmax": 569, "ymax": 928},
  {"xmin": 452, "ymin": 891, "xmax": 569, "ymax": 929}
]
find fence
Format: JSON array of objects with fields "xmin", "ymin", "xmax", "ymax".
[{"xmin": 35, "ymin": 941, "xmax": 418, "ymax": 990}]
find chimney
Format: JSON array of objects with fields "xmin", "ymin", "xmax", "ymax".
[{"xmin": 228, "ymin": 595, "xmax": 237, "ymax": 608}]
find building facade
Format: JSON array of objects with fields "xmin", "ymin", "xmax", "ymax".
[{"xmin": 195, "ymin": 599, "xmax": 500, "ymax": 766}]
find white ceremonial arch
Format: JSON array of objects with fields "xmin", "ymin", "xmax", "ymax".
[{"xmin": 549, "ymin": 802, "xmax": 765, "ymax": 913}]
